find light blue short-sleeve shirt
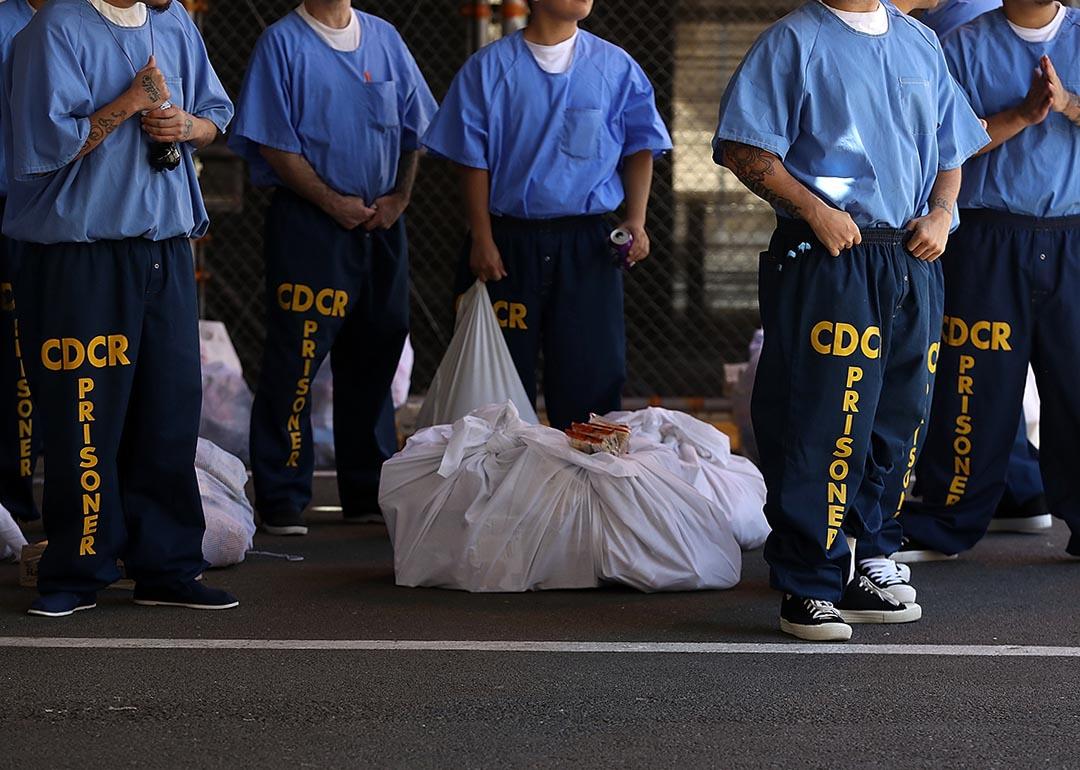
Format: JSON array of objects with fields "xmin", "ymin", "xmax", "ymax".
[
  {"xmin": 714, "ymin": 1, "xmax": 989, "ymax": 230},
  {"xmin": 422, "ymin": 30, "xmax": 672, "ymax": 220},
  {"xmin": 2, "ymin": 0, "xmax": 234, "ymax": 244},
  {"xmin": 229, "ymin": 10, "xmax": 438, "ymax": 203},
  {"xmin": 945, "ymin": 9, "xmax": 1080, "ymax": 218}
]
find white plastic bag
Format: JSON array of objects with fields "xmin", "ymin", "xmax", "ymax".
[
  {"xmin": 1024, "ymin": 364, "xmax": 1040, "ymax": 449},
  {"xmin": 393, "ymin": 336, "xmax": 415, "ymax": 409},
  {"xmin": 380, "ymin": 402, "xmax": 741, "ymax": 592},
  {"xmin": 415, "ymin": 282, "xmax": 538, "ymax": 430},
  {"xmin": 0, "ymin": 502, "xmax": 26, "ymax": 562},
  {"xmin": 199, "ymin": 322, "xmax": 253, "ymax": 464},
  {"xmin": 733, "ymin": 328, "xmax": 763, "ymax": 465},
  {"xmin": 605, "ymin": 407, "xmax": 770, "ymax": 550},
  {"xmin": 196, "ymin": 439, "xmax": 256, "ymax": 568}
]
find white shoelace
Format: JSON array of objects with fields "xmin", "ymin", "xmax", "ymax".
[
  {"xmin": 855, "ymin": 574, "xmax": 902, "ymax": 607},
  {"xmin": 804, "ymin": 598, "xmax": 842, "ymax": 621},
  {"xmin": 858, "ymin": 557, "xmax": 908, "ymax": 587}
]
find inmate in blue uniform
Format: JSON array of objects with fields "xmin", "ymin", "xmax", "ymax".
[
  {"xmin": 875, "ymin": 0, "xmax": 1045, "ymax": 557},
  {"xmin": 900, "ymin": 8, "xmax": 1080, "ymax": 556},
  {"xmin": 714, "ymin": 0, "xmax": 988, "ymax": 600},
  {"xmin": 919, "ymin": 0, "xmax": 1000, "ymax": 39},
  {"xmin": 422, "ymin": 29, "xmax": 671, "ymax": 429},
  {"xmin": 229, "ymin": 9, "xmax": 436, "ymax": 521},
  {"xmin": 3, "ymin": 0, "xmax": 233, "ymax": 596},
  {"xmin": 0, "ymin": 0, "xmax": 38, "ymax": 524}
]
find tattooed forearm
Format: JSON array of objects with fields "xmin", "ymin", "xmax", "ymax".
[
  {"xmin": 1065, "ymin": 92, "xmax": 1080, "ymax": 128},
  {"xmin": 722, "ymin": 142, "xmax": 803, "ymax": 217},
  {"xmin": 76, "ymin": 109, "xmax": 129, "ymax": 160},
  {"xmin": 182, "ymin": 118, "xmax": 194, "ymax": 140},
  {"xmin": 930, "ymin": 195, "xmax": 954, "ymax": 215}
]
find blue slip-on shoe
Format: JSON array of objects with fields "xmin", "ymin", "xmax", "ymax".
[
  {"xmin": 133, "ymin": 580, "xmax": 239, "ymax": 610},
  {"xmin": 27, "ymin": 592, "xmax": 97, "ymax": 618}
]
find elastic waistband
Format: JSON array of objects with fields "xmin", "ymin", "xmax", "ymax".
[
  {"xmin": 960, "ymin": 209, "xmax": 1080, "ymax": 232},
  {"xmin": 775, "ymin": 217, "xmax": 909, "ymax": 246},
  {"xmin": 491, "ymin": 213, "xmax": 609, "ymax": 233}
]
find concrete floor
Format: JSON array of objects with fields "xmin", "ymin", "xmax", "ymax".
[{"xmin": 2, "ymin": 476, "xmax": 1078, "ymax": 768}]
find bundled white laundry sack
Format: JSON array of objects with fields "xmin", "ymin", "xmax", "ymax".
[
  {"xmin": 196, "ymin": 438, "xmax": 256, "ymax": 568},
  {"xmin": 380, "ymin": 402, "xmax": 741, "ymax": 593},
  {"xmin": 199, "ymin": 321, "xmax": 253, "ymax": 464},
  {"xmin": 604, "ymin": 407, "xmax": 770, "ymax": 550},
  {"xmin": 0, "ymin": 503, "xmax": 27, "ymax": 562},
  {"xmin": 415, "ymin": 282, "xmax": 538, "ymax": 430},
  {"xmin": 733, "ymin": 328, "xmax": 764, "ymax": 465}
]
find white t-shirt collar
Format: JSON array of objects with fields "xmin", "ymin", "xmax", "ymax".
[
  {"xmin": 524, "ymin": 29, "xmax": 579, "ymax": 75},
  {"xmin": 87, "ymin": 0, "xmax": 147, "ymax": 27},
  {"xmin": 1007, "ymin": 2, "xmax": 1066, "ymax": 43},
  {"xmin": 296, "ymin": 3, "xmax": 361, "ymax": 53},
  {"xmin": 819, "ymin": 1, "xmax": 890, "ymax": 36}
]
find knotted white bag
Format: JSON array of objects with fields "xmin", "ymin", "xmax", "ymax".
[{"xmin": 415, "ymin": 282, "xmax": 538, "ymax": 430}]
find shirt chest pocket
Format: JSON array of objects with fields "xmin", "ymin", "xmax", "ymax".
[
  {"xmin": 560, "ymin": 107, "xmax": 603, "ymax": 159},
  {"xmin": 899, "ymin": 77, "xmax": 935, "ymax": 136},
  {"xmin": 164, "ymin": 77, "xmax": 184, "ymax": 110},
  {"xmin": 362, "ymin": 81, "xmax": 400, "ymax": 133}
]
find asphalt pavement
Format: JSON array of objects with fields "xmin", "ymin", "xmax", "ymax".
[{"xmin": 1, "ymin": 475, "xmax": 1078, "ymax": 769}]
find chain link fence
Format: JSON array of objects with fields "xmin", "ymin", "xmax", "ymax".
[{"xmin": 194, "ymin": 0, "xmax": 801, "ymax": 400}]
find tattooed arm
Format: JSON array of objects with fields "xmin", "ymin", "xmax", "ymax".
[
  {"xmin": 141, "ymin": 106, "xmax": 219, "ymax": 150},
  {"xmin": 260, "ymin": 146, "xmax": 376, "ymax": 231},
  {"xmin": 720, "ymin": 141, "xmax": 861, "ymax": 257},
  {"xmin": 1064, "ymin": 92, "xmax": 1080, "ymax": 129},
  {"xmin": 75, "ymin": 56, "xmax": 170, "ymax": 161},
  {"xmin": 905, "ymin": 166, "xmax": 961, "ymax": 262}
]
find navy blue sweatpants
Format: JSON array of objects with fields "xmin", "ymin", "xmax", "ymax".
[
  {"xmin": 754, "ymin": 220, "xmax": 942, "ymax": 601},
  {"xmin": 16, "ymin": 238, "xmax": 206, "ymax": 594},
  {"xmin": 902, "ymin": 211, "xmax": 1080, "ymax": 556},
  {"xmin": 454, "ymin": 215, "xmax": 625, "ymax": 430},
  {"xmin": 1000, "ymin": 413, "xmax": 1044, "ymax": 514},
  {"xmin": 250, "ymin": 189, "xmax": 407, "ymax": 518},
  {"xmin": 0, "ymin": 197, "xmax": 39, "ymax": 522}
]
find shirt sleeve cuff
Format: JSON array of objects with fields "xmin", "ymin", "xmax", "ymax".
[
  {"xmin": 713, "ymin": 130, "xmax": 791, "ymax": 163},
  {"xmin": 16, "ymin": 117, "xmax": 90, "ymax": 181}
]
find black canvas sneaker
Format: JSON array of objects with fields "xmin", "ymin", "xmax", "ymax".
[
  {"xmin": 780, "ymin": 594, "xmax": 853, "ymax": 641},
  {"xmin": 857, "ymin": 557, "xmax": 916, "ymax": 604},
  {"xmin": 988, "ymin": 494, "xmax": 1052, "ymax": 534},
  {"xmin": 258, "ymin": 509, "xmax": 308, "ymax": 536},
  {"xmin": 891, "ymin": 536, "xmax": 956, "ymax": 563},
  {"xmin": 836, "ymin": 575, "xmax": 922, "ymax": 624}
]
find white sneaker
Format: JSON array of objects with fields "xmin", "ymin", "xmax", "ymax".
[
  {"xmin": 858, "ymin": 556, "xmax": 916, "ymax": 604},
  {"xmin": 836, "ymin": 576, "xmax": 922, "ymax": 625}
]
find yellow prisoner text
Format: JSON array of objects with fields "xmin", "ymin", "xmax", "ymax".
[
  {"xmin": 77, "ymin": 377, "xmax": 100, "ymax": 557},
  {"xmin": 286, "ymin": 319, "xmax": 319, "ymax": 468}
]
